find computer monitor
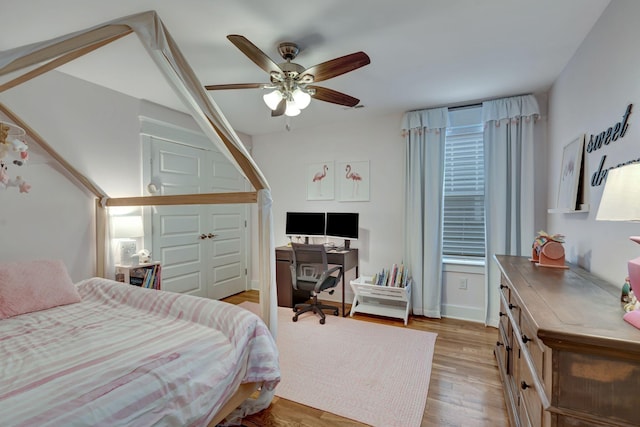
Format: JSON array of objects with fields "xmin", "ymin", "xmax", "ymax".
[
  {"xmin": 285, "ymin": 212, "xmax": 326, "ymax": 243},
  {"xmin": 326, "ymin": 212, "xmax": 359, "ymax": 248}
]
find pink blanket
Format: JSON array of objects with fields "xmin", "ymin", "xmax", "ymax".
[{"xmin": 0, "ymin": 277, "xmax": 280, "ymax": 426}]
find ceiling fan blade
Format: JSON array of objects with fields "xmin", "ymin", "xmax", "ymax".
[
  {"xmin": 271, "ymin": 99, "xmax": 286, "ymax": 117},
  {"xmin": 309, "ymin": 86, "xmax": 360, "ymax": 107},
  {"xmin": 227, "ymin": 35, "xmax": 282, "ymax": 76},
  {"xmin": 299, "ymin": 52, "xmax": 370, "ymax": 83},
  {"xmin": 205, "ymin": 83, "xmax": 265, "ymax": 91}
]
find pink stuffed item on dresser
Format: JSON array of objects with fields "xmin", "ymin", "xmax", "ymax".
[
  {"xmin": 623, "ymin": 310, "xmax": 640, "ymax": 330},
  {"xmin": 0, "ymin": 259, "xmax": 81, "ymax": 319}
]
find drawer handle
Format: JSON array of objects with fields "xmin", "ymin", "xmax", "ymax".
[
  {"xmin": 521, "ymin": 381, "xmax": 530, "ymax": 390},
  {"xmin": 522, "ymin": 334, "xmax": 531, "ymax": 344},
  {"xmin": 508, "ymin": 303, "xmax": 517, "ymax": 310},
  {"xmin": 496, "ymin": 341, "xmax": 503, "ymax": 347}
]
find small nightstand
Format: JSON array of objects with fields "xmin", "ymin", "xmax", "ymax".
[{"xmin": 115, "ymin": 262, "xmax": 161, "ymax": 290}]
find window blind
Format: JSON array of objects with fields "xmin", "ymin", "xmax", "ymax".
[{"xmin": 443, "ymin": 124, "xmax": 485, "ymax": 259}]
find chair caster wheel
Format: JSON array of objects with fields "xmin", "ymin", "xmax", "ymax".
[
  {"xmin": 292, "ymin": 315, "xmax": 298, "ymax": 322},
  {"xmin": 320, "ymin": 318, "xmax": 325, "ymax": 325},
  {"xmin": 293, "ymin": 307, "xmax": 298, "ymax": 313}
]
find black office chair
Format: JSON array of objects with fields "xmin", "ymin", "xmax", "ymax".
[{"xmin": 289, "ymin": 243, "xmax": 343, "ymax": 324}]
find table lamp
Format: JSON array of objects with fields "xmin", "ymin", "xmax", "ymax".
[
  {"xmin": 595, "ymin": 162, "xmax": 640, "ymax": 295},
  {"xmin": 112, "ymin": 215, "xmax": 144, "ymax": 265}
]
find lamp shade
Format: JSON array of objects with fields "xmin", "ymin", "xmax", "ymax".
[
  {"xmin": 112, "ymin": 216, "xmax": 144, "ymax": 239},
  {"xmin": 284, "ymin": 100, "xmax": 301, "ymax": 117},
  {"xmin": 596, "ymin": 163, "xmax": 640, "ymax": 221},
  {"xmin": 596, "ymin": 162, "xmax": 640, "ymax": 296},
  {"xmin": 292, "ymin": 88, "xmax": 311, "ymax": 109},
  {"xmin": 263, "ymin": 90, "xmax": 283, "ymax": 111}
]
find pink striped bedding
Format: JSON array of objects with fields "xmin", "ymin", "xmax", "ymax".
[{"xmin": 0, "ymin": 277, "xmax": 280, "ymax": 426}]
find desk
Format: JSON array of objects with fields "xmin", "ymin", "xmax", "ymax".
[{"xmin": 275, "ymin": 246, "xmax": 359, "ymax": 316}]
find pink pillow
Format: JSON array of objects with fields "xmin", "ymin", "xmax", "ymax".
[{"xmin": 0, "ymin": 259, "xmax": 81, "ymax": 319}]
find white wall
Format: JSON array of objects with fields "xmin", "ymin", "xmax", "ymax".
[
  {"xmin": 250, "ymin": 111, "xmax": 499, "ymax": 320},
  {"xmin": 548, "ymin": 0, "xmax": 640, "ymax": 286},
  {"xmin": 11, "ymin": 6, "xmax": 629, "ymax": 316},
  {"xmin": 0, "ymin": 71, "xmax": 212, "ymax": 281},
  {"xmin": 1, "ymin": 71, "xmax": 140, "ymax": 280},
  {"xmin": 251, "ymin": 113, "xmax": 404, "ymax": 302}
]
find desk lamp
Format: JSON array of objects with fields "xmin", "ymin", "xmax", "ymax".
[
  {"xmin": 112, "ymin": 215, "xmax": 144, "ymax": 266},
  {"xmin": 596, "ymin": 163, "xmax": 640, "ymax": 295}
]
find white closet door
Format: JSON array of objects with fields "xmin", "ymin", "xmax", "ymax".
[
  {"xmin": 207, "ymin": 204, "xmax": 246, "ymax": 299},
  {"xmin": 149, "ymin": 136, "xmax": 248, "ymax": 298},
  {"xmin": 204, "ymin": 148, "xmax": 248, "ymax": 299}
]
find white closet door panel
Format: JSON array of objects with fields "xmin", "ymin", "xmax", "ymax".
[{"xmin": 147, "ymin": 130, "xmax": 248, "ymax": 300}]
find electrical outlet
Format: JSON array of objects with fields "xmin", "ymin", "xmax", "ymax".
[{"xmin": 458, "ymin": 278, "xmax": 468, "ymax": 290}]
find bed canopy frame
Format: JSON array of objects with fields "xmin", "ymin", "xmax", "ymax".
[{"xmin": 0, "ymin": 10, "xmax": 277, "ymax": 337}]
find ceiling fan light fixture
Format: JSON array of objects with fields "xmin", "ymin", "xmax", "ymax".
[
  {"xmin": 284, "ymin": 100, "xmax": 301, "ymax": 117},
  {"xmin": 210, "ymin": 36, "xmax": 370, "ymax": 118},
  {"xmin": 263, "ymin": 90, "xmax": 283, "ymax": 110},
  {"xmin": 292, "ymin": 88, "xmax": 311, "ymax": 110}
]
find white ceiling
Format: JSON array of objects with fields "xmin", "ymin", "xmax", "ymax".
[{"xmin": 1, "ymin": 0, "xmax": 610, "ymax": 136}]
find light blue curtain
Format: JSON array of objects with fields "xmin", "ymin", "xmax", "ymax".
[
  {"xmin": 401, "ymin": 108, "xmax": 449, "ymax": 318},
  {"xmin": 483, "ymin": 95, "xmax": 540, "ymax": 326}
]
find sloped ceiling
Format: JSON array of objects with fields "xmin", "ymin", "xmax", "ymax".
[{"xmin": 0, "ymin": 0, "xmax": 610, "ymax": 136}]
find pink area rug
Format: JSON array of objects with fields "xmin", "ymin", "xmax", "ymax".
[{"xmin": 239, "ymin": 302, "xmax": 437, "ymax": 427}]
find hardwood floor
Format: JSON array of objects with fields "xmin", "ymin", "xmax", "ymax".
[{"xmin": 222, "ymin": 291, "xmax": 509, "ymax": 427}]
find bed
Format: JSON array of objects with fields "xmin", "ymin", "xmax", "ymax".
[
  {"xmin": 0, "ymin": 260, "xmax": 280, "ymax": 426},
  {"xmin": 1, "ymin": 12, "xmax": 281, "ymax": 424}
]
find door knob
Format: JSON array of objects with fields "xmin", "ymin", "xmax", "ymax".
[
  {"xmin": 207, "ymin": 233, "xmax": 216, "ymax": 239},
  {"xmin": 199, "ymin": 234, "xmax": 207, "ymax": 240}
]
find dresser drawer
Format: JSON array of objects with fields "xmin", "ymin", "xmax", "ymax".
[
  {"xmin": 519, "ymin": 358, "xmax": 544, "ymax": 427},
  {"xmin": 506, "ymin": 292, "xmax": 522, "ymax": 330},
  {"xmin": 499, "ymin": 279, "xmax": 510, "ymax": 333},
  {"xmin": 520, "ymin": 311, "xmax": 546, "ymax": 387},
  {"xmin": 556, "ymin": 351, "xmax": 640, "ymax": 425}
]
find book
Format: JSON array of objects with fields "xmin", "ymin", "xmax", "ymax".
[
  {"xmin": 369, "ymin": 263, "xmax": 411, "ymax": 287},
  {"xmin": 388, "ymin": 264, "xmax": 398, "ymax": 287},
  {"xmin": 396, "ymin": 265, "xmax": 404, "ymax": 288},
  {"xmin": 402, "ymin": 268, "xmax": 410, "ymax": 288}
]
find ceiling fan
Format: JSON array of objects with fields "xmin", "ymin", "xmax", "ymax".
[{"xmin": 205, "ymin": 35, "xmax": 370, "ymax": 117}]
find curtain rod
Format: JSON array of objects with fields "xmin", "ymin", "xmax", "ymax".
[
  {"xmin": 411, "ymin": 93, "xmax": 535, "ymax": 114},
  {"xmin": 448, "ymin": 103, "xmax": 482, "ymax": 111}
]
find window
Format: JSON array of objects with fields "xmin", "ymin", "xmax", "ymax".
[{"xmin": 442, "ymin": 108, "xmax": 485, "ymax": 261}]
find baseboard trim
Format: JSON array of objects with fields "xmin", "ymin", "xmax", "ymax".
[{"xmin": 441, "ymin": 303, "xmax": 485, "ymax": 324}]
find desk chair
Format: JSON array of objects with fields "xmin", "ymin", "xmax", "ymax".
[{"xmin": 289, "ymin": 243, "xmax": 343, "ymax": 324}]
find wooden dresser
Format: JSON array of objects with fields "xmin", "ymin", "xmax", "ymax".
[{"xmin": 494, "ymin": 255, "xmax": 640, "ymax": 427}]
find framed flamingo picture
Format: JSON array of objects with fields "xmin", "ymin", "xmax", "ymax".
[
  {"xmin": 306, "ymin": 161, "xmax": 334, "ymax": 200},
  {"xmin": 337, "ymin": 160, "xmax": 370, "ymax": 202}
]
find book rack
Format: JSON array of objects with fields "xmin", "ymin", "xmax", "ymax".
[
  {"xmin": 115, "ymin": 262, "xmax": 162, "ymax": 290},
  {"xmin": 349, "ymin": 276, "xmax": 412, "ymax": 325}
]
